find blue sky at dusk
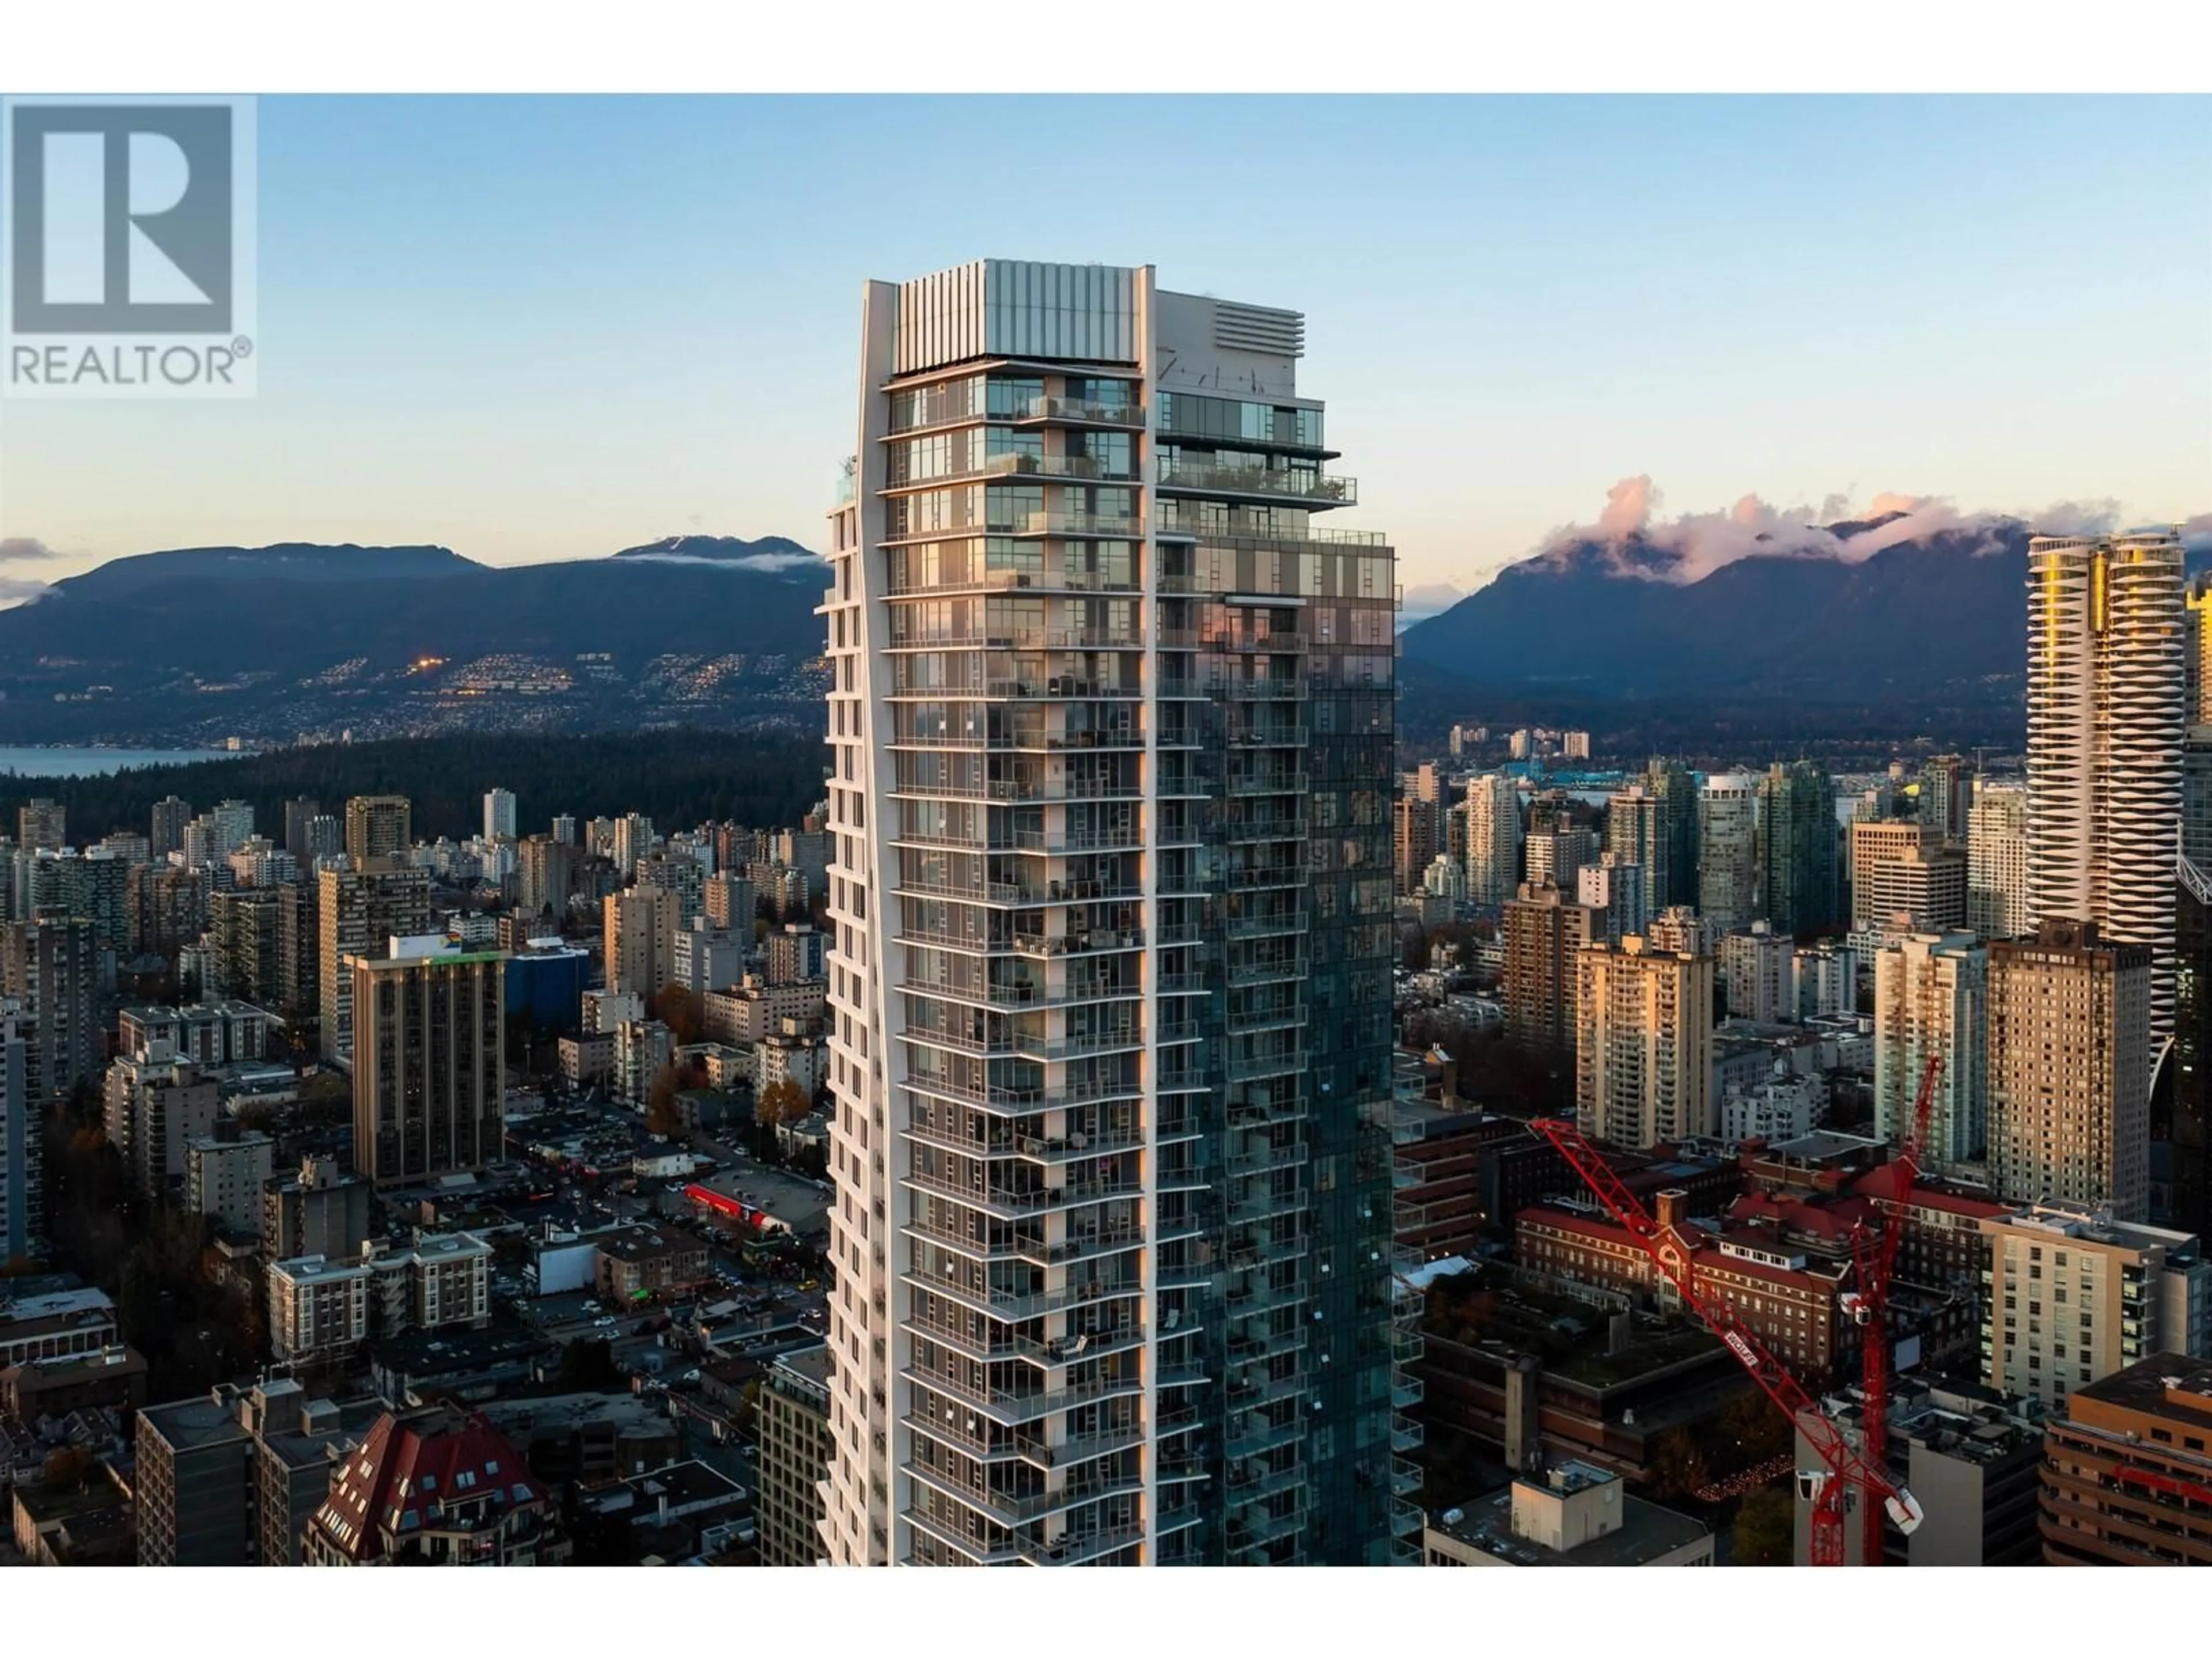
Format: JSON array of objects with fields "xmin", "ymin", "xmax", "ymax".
[{"xmin": 2, "ymin": 93, "xmax": 2207, "ymax": 598}]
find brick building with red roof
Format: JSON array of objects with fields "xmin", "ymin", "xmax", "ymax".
[{"xmin": 304, "ymin": 1408, "xmax": 570, "ymax": 1566}]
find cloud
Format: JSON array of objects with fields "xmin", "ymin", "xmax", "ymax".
[
  {"xmin": 0, "ymin": 536, "xmax": 63, "ymax": 564},
  {"xmin": 2027, "ymin": 498, "xmax": 2125, "ymax": 537},
  {"xmin": 618, "ymin": 551, "xmax": 824, "ymax": 574},
  {"xmin": 1524, "ymin": 478, "xmax": 2198, "ymax": 586},
  {"xmin": 1595, "ymin": 475, "xmax": 1658, "ymax": 539},
  {"xmin": 0, "ymin": 575, "xmax": 52, "ymax": 608}
]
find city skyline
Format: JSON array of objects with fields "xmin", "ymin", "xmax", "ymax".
[{"xmin": 3, "ymin": 94, "xmax": 2209, "ymax": 604}]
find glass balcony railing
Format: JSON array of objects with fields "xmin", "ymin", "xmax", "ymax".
[
  {"xmin": 983, "ymin": 453, "xmax": 1140, "ymax": 482},
  {"xmin": 1156, "ymin": 456, "xmax": 1357, "ymax": 506},
  {"xmin": 1018, "ymin": 510, "xmax": 1143, "ymax": 538},
  {"xmin": 1017, "ymin": 395, "xmax": 1144, "ymax": 427}
]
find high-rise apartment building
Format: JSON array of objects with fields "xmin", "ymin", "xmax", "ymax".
[
  {"xmin": 612, "ymin": 813, "xmax": 654, "ymax": 878},
  {"xmin": 263, "ymin": 1154, "xmax": 372, "ymax": 1262},
  {"xmin": 2027, "ymin": 529, "xmax": 2186, "ymax": 1050},
  {"xmin": 1, "ymin": 1006, "xmax": 36, "ymax": 1263},
  {"xmin": 1463, "ymin": 772, "xmax": 1523, "ymax": 908},
  {"xmin": 343, "ymin": 795, "xmax": 412, "ymax": 866},
  {"xmin": 1988, "ymin": 921, "xmax": 2152, "ymax": 1221},
  {"xmin": 1697, "ymin": 771, "xmax": 1759, "ymax": 931},
  {"xmin": 1644, "ymin": 758, "xmax": 1701, "ymax": 912},
  {"xmin": 1980, "ymin": 1203, "xmax": 2211, "ymax": 1408},
  {"xmin": 603, "ymin": 884, "xmax": 673, "ymax": 1001},
  {"xmin": 209, "ymin": 887, "xmax": 281, "ymax": 1003},
  {"xmin": 1574, "ymin": 935, "xmax": 1714, "ymax": 1149},
  {"xmin": 317, "ymin": 863, "xmax": 433, "ymax": 1064},
  {"xmin": 1503, "ymin": 881, "xmax": 1605, "ymax": 1056},
  {"xmin": 1604, "ymin": 785, "xmax": 1665, "ymax": 914},
  {"xmin": 703, "ymin": 872, "xmax": 755, "ymax": 933},
  {"xmin": 16, "ymin": 798, "xmax": 65, "ymax": 853},
  {"xmin": 1850, "ymin": 818, "xmax": 1966, "ymax": 933},
  {"xmin": 150, "ymin": 795, "xmax": 192, "ymax": 861},
  {"xmin": 483, "ymin": 787, "xmax": 517, "ymax": 844},
  {"xmin": 516, "ymin": 835, "xmax": 579, "ymax": 927},
  {"xmin": 756, "ymin": 1344, "xmax": 833, "ymax": 1567},
  {"xmin": 1872, "ymin": 931, "xmax": 1987, "ymax": 1167},
  {"xmin": 1578, "ymin": 854, "xmax": 1647, "ymax": 945},
  {"xmin": 184, "ymin": 1131, "xmax": 275, "ymax": 1235},
  {"xmin": 1966, "ymin": 785, "xmax": 2031, "ymax": 942},
  {"xmin": 1718, "ymin": 921, "xmax": 1794, "ymax": 1025},
  {"xmin": 1791, "ymin": 940, "xmax": 1858, "ymax": 1020},
  {"xmin": 1645, "ymin": 904, "xmax": 1718, "ymax": 959},
  {"xmin": 128, "ymin": 863, "xmax": 207, "ymax": 958},
  {"xmin": 281, "ymin": 796, "xmax": 322, "ymax": 864},
  {"xmin": 0, "ymin": 920, "xmax": 99, "ymax": 1102},
  {"xmin": 1393, "ymin": 766, "xmax": 1444, "ymax": 897},
  {"xmin": 1757, "ymin": 760, "xmax": 1838, "ymax": 935},
  {"xmin": 350, "ymin": 938, "xmax": 506, "ymax": 1188},
  {"xmin": 1524, "ymin": 826, "xmax": 1596, "ymax": 894},
  {"xmin": 104, "ymin": 1043, "xmax": 220, "ymax": 1198},
  {"xmin": 815, "ymin": 262, "xmax": 1403, "ymax": 1566},
  {"xmin": 1919, "ymin": 754, "xmax": 1974, "ymax": 840},
  {"xmin": 2171, "ymin": 724, "xmax": 2212, "ymax": 1241}
]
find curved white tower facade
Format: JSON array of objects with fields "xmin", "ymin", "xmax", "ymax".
[{"xmin": 2027, "ymin": 529, "xmax": 2186, "ymax": 1049}]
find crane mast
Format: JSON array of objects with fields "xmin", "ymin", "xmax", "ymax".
[{"xmin": 1850, "ymin": 1051, "xmax": 1946, "ymax": 1563}]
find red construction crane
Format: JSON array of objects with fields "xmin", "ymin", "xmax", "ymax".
[
  {"xmin": 1529, "ymin": 1115, "xmax": 1923, "ymax": 1566},
  {"xmin": 1844, "ymin": 1051, "xmax": 1946, "ymax": 1563}
]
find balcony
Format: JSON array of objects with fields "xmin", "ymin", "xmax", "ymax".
[
  {"xmin": 1013, "ymin": 1029, "xmax": 1145, "ymax": 1064},
  {"xmin": 1150, "ymin": 520, "xmax": 1390, "ymax": 550},
  {"xmin": 983, "ymin": 453, "xmax": 1141, "ymax": 483},
  {"xmin": 1391, "ymin": 1415, "xmax": 1424, "ymax": 1454},
  {"xmin": 1156, "ymin": 456, "xmax": 1357, "ymax": 507},
  {"xmin": 1224, "ymin": 863, "xmax": 1305, "ymax": 891},
  {"xmin": 1225, "ymin": 1415, "xmax": 1306, "ymax": 1459},
  {"xmin": 902, "ymin": 1268, "xmax": 1142, "ymax": 1324},
  {"xmin": 900, "ymin": 1169, "xmax": 1146, "ymax": 1221},
  {"xmin": 1011, "ymin": 927, "xmax": 1147, "ymax": 958},
  {"xmin": 903, "ymin": 1116, "xmax": 1143, "ymax": 1164},
  {"xmin": 1226, "ymin": 1461, "xmax": 1307, "ymax": 1503},
  {"xmin": 1220, "ymin": 677, "xmax": 1308, "ymax": 701},
  {"xmin": 1013, "ymin": 1424, "xmax": 1147, "ymax": 1470},
  {"xmin": 903, "ymin": 1461, "xmax": 1143, "ymax": 1531},
  {"xmin": 1226, "ymin": 771, "xmax": 1310, "ymax": 797},
  {"xmin": 1014, "ymin": 395, "xmax": 1145, "ymax": 429},
  {"xmin": 1016, "ymin": 512, "xmax": 1143, "ymax": 539},
  {"xmin": 1229, "ymin": 726, "xmax": 1309, "ymax": 750},
  {"xmin": 1013, "ymin": 1524, "xmax": 1146, "ymax": 1567},
  {"xmin": 903, "ymin": 1362, "xmax": 1147, "ymax": 1427}
]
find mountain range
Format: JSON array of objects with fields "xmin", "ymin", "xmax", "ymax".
[
  {"xmin": 0, "ymin": 537, "xmax": 831, "ymax": 747},
  {"xmin": 1400, "ymin": 513, "xmax": 2038, "ymax": 708},
  {"xmin": 9, "ymin": 512, "xmax": 2202, "ymax": 752}
]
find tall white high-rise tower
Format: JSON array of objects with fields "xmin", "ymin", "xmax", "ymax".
[
  {"xmin": 2026, "ymin": 529, "xmax": 2186, "ymax": 1050},
  {"xmin": 815, "ymin": 262, "xmax": 1406, "ymax": 1567}
]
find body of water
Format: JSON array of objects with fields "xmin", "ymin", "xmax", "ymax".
[{"xmin": 0, "ymin": 746, "xmax": 239, "ymax": 778}]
